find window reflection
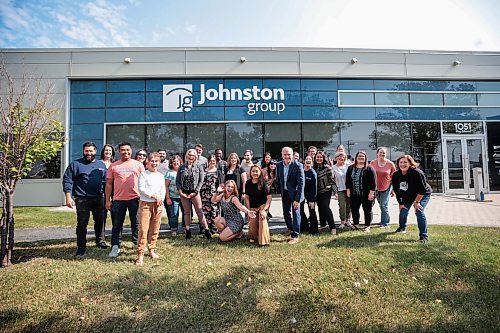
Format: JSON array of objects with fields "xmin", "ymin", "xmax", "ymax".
[
  {"xmin": 411, "ymin": 123, "xmax": 442, "ymax": 192},
  {"xmin": 303, "ymin": 123, "xmax": 340, "ymax": 156},
  {"xmin": 186, "ymin": 124, "xmax": 224, "ymax": 154},
  {"xmin": 340, "ymin": 123, "xmax": 377, "ymax": 160},
  {"xmin": 146, "ymin": 124, "xmax": 185, "ymax": 156},
  {"xmin": 375, "ymin": 123, "xmax": 411, "ymax": 161},
  {"xmin": 226, "ymin": 123, "xmax": 263, "ymax": 159},
  {"xmin": 106, "ymin": 125, "xmax": 146, "ymax": 156}
]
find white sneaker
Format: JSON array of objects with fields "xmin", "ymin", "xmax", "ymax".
[
  {"xmin": 363, "ymin": 227, "xmax": 371, "ymax": 233},
  {"xmin": 109, "ymin": 245, "xmax": 120, "ymax": 258}
]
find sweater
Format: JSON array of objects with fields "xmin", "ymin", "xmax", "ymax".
[
  {"xmin": 63, "ymin": 158, "xmax": 107, "ymax": 198},
  {"xmin": 392, "ymin": 168, "xmax": 432, "ymax": 204},
  {"xmin": 138, "ymin": 170, "xmax": 167, "ymax": 202}
]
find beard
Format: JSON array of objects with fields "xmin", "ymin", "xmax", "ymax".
[{"xmin": 83, "ymin": 153, "xmax": 96, "ymax": 162}]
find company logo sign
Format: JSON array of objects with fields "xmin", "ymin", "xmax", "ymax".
[{"xmin": 163, "ymin": 83, "xmax": 286, "ymax": 115}]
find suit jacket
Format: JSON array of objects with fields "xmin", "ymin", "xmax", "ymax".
[{"xmin": 276, "ymin": 160, "xmax": 305, "ymax": 203}]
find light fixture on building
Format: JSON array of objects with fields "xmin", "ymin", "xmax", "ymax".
[
  {"xmin": 350, "ymin": 57, "xmax": 358, "ymax": 64},
  {"xmin": 124, "ymin": 57, "xmax": 131, "ymax": 64},
  {"xmin": 240, "ymin": 56, "xmax": 246, "ymax": 63},
  {"xmin": 453, "ymin": 60, "xmax": 462, "ymax": 66}
]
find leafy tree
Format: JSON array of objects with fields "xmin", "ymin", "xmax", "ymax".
[{"xmin": 0, "ymin": 61, "xmax": 65, "ymax": 267}]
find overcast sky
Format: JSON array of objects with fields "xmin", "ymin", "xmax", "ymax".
[{"xmin": 1, "ymin": 0, "xmax": 499, "ymax": 51}]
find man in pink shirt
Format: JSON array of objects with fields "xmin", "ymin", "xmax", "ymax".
[
  {"xmin": 370, "ymin": 147, "xmax": 396, "ymax": 228},
  {"xmin": 105, "ymin": 142, "xmax": 145, "ymax": 257}
]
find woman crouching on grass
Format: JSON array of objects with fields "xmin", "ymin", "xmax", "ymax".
[
  {"xmin": 245, "ymin": 165, "xmax": 272, "ymax": 246},
  {"xmin": 136, "ymin": 152, "xmax": 166, "ymax": 266},
  {"xmin": 212, "ymin": 180, "xmax": 256, "ymax": 242}
]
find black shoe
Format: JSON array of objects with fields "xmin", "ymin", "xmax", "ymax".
[
  {"xmin": 204, "ymin": 228, "xmax": 212, "ymax": 239},
  {"xmin": 185, "ymin": 229, "xmax": 192, "ymax": 240},
  {"xmin": 74, "ymin": 247, "xmax": 86, "ymax": 257},
  {"xmin": 395, "ymin": 228, "xmax": 407, "ymax": 234},
  {"xmin": 97, "ymin": 242, "xmax": 109, "ymax": 249},
  {"xmin": 417, "ymin": 237, "xmax": 429, "ymax": 243}
]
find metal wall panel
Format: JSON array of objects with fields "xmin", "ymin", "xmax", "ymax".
[
  {"xmin": 186, "ymin": 61, "xmax": 300, "ymax": 75},
  {"xmin": 186, "ymin": 50, "xmax": 300, "ymax": 62},
  {"xmin": 71, "ymin": 50, "xmax": 185, "ymax": 63},
  {"xmin": 301, "ymin": 63, "xmax": 405, "ymax": 77},
  {"xmin": 1, "ymin": 51, "xmax": 72, "ymax": 64},
  {"xmin": 71, "ymin": 62, "xmax": 186, "ymax": 77},
  {"xmin": 300, "ymin": 51, "xmax": 405, "ymax": 64},
  {"xmin": 14, "ymin": 180, "xmax": 64, "ymax": 206},
  {"xmin": 406, "ymin": 65, "xmax": 500, "ymax": 78}
]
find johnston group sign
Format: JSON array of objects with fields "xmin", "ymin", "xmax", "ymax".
[{"xmin": 163, "ymin": 84, "xmax": 286, "ymax": 115}]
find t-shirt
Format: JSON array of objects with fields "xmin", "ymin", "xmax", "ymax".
[
  {"xmin": 245, "ymin": 179, "xmax": 270, "ymax": 208},
  {"xmin": 240, "ymin": 160, "xmax": 254, "ymax": 174},
  {"xmin": 370, "ymin": 159, "xmax": 396, "ymax": 192},
  {"xmin": 332, "ymin": 164, "xmax": 349, "ymax": 192},
  {"xmin": 165, "ymin": 169, "xmax": 179, "ymax": 199},
  {"xmin": 107, "ymin": 159, "xmax": 145, "ymax": 200},
  {"xmin": 351, "ymin": 168, "xmax": 363, "ymax": 196}
]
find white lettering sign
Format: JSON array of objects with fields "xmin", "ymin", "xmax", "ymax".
[{"xmin": 454, "ymin": 123, "xmax": 472, "ymax": 134}]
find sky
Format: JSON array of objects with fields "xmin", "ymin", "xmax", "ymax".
[{"xmin": 1, "ymin": 0, "xmax": 499, "ymax": 51}]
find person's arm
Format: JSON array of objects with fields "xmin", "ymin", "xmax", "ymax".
[
  {"xmin": 62, "ymin": 163, "xmax": 75, "ymax": 208},
  {"xmin": 175, "ymin": 167, "xmax": 187, "ymax": 198},
  {"xmin": 367, "ymin": 167, "xmax": 376, "ymax": 201},
  {"xmin": 293, "ymin": 163, "xmax": 305, "ymax": 208},
  {"xmin": 164, "ymin": 178, "xmax": 172, "ymax": 205},
  {"xmin": 231, "ymin": 196, "xmax": 256, "ymax": 218},
  {"xmin": 105, "ymin": 177, "xmax": 113, "ymax": 210},
  {"xmin": 345, "ymin": 166, "xmax": 352, "ymax": 197},
  {"xmin": 212, "ymin": 185, "xmax": 224, "ymax": 203},
  {"xmin": 193, "ymin": 165, "xmax": 204, "ymax": 195},
  {"xmin": 241, "ymin": 169, "xmax": 248, "ymax": 195}
]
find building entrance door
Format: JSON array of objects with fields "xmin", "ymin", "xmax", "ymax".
[{"xmin": 442, "ymin": 136, "xmax": 487, "ymax": 194}]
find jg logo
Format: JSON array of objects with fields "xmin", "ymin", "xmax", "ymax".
[{"xmin": 163, "ymin": 84, "xmax": 193, "ymax": 112}]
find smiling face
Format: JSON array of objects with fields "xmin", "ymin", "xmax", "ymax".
[
  {"xmin": 356, "ymin": 152, "xmax": 366, "ymax": 167},
  {"xmin": 171, "ymin": 157, "xmax": 181, "ymax": 171},
  {"xmin": 244, "ymin": 151, "xmax": 252, "ymax": 162},
  {"xmin": 208, "ymin": 156, "xmax": 216, "ymax": 167},
  {"xmin": 377, "ymin": 148, "xmax": 387, "ymax": 160},
  {"xmin": 398, "ymin": 157, "xmax": 410, "ymax": 172},
  {"xmin": 157, "ymin": 150, "xmax": 167, "ymax": 162},
  {"xmin": 83, "ymin": 145, "xmax": 96, "ymax": 162},
  {"xmin": 282, "ymin": 147, "xmax": 292, "ymax": 164},
  {"xmin": 229, "ymin": 154, "xmax": 238, "ymax": 167},
  {"xmin": 148, "ymin": 156, "xmax": 160, "ymax": 172},
  {"xmin": 264, "ymin": 154, "xmax": 271, "ymax": 163},
  {"xmin": 103, "ymin": 146, "xmax": 113, "ymax": 159},
  {"xmin": 136, "ymin": 151, "xmax": 147, "ymax": 163},
  {"xmin": 187, "ymin": 150, "xmax": 197, "ymax": 164},
  {"xmin": 225, "ymin": 181, "xmax": 235, "ymax": 194},
  {"xmin": 119, "ymin": 145, "xmax": 132, "ymax": 161},
  {"xmin": 304, "ymin": 155, "xmax": 313, "ymax": 166},
  {"xmin": 195, "ymin": 146, "xmax": 203, "ymax": 156},
  {"xmin": 250, "ymin": 166, "xmax": 261, "ymax": 180},
  {"xmin": 315, "ymin": 153, "xmax": 324, "ymax": 165}
]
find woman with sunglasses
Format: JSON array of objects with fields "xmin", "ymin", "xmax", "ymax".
[
  {"xmin": 346, "ymin": 151, "xmax": 376, "ymax": 232},
  {"xmin": 135, "ymin": 149, "xmax": 148, "ymax": 167}
]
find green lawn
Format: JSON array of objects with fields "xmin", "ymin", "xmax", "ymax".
[
  {"xmin": 1, "ymin": 225, "xmax": 499, "ymax": 333},
  {"xmin": 13, "ymin": 207, "xmax": 75, "ymax": 229}
]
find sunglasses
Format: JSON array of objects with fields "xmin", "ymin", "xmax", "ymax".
[{"xmin": 137, "ymin": 153, "xmax": 147, "ymax": 157}]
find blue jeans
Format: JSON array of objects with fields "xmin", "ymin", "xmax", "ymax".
[
  {"xmin": 398, "ymin": 194, "xmax": 430, "ymax": 239},
  {"xmin": 167, "ymin": 198, "xmax": 182, "ymax": 231},
  {"xmin": 282, "ymin": 190, "xmax": 301, "ymax": 239},
  {"xmin": 376, "ymin": 186, "xmax": 392, "ymax": 226},
  {"xmin": 111, "ymin": 199, "xmax": 139, "ymax": 247}
]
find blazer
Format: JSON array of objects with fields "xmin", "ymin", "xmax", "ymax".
[{"xmin": 276, "ymin": 160, "xmax": 305, "ymax": 203}]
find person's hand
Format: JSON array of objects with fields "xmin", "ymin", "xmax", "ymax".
[
  {"xmin": 248, "ymin": 210, "xmax": 257, "ymax": 219},
  {"xmin": 66, "ymin": 198, "xmax": 74, "ymax": 209},
  {"xmin": 390, "ymin": 191, "xmax": 395, "ymax": 197},
  {"xmin": 346, "ymin": 189, "xmax": 351, "ymax": 198},
  {"xmin": 413, "ymin": 202, "xmax": 423, "ymax": 211},
  {"xmin": 308, "ymin": 202, "xmax": 316, "ymax": 209},
  {"xmin": 151, "ymin": 194, "xmax": 161, "ymax": 202},
  {"xmin": 217, "ymin": 185, "xmax": 224, "ymax": 193},
  {"xmin": 166, "ymin": 198, "xmax": 172, "ymax": 206},
  {"xmin": 105, "ymin": 201, "xmax": 112, "ymax": 210},
  {"xmin": 156, "ymin": 200, "xmax": 164, "ymax": 207},
  {"xmin": 334, "ymin": 193, "xmax": 338, "ymax": 200},
  {"xmin": 368, "ymin": 192, "xmax": 375, "ymax": 201},
  {"xmin": 293, "ymin": 201, "xmax": 299, "ymax": 209},
  {"xmin": 399, "ymin": 204, "xmax": 407, "ymax": 210},
  {"xmin": 188, "ymin": 192, "xmax": 197, "ymax": 199}
]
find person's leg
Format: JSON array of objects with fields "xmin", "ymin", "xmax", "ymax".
[
  {"xmin": 137, "ymin": 201, "xmax": 151, "ymax": 256},
  {"xmin": 415, "ymin": 194, "xmax": 430, "ymax": 240},
  {"xmin": 111, "ymin": 200, "xmax": 127, "ymax": 247},
  {"xmin": 148, "ymin": 204, "xmax": 163, "ymax": 252},
  {"xmin": 350, "ymin": 195, "xmax": 362, "ymax": 226},
  {"xmin": 180, "ymin": 196, "xmax": 193, "ymax": 230},
  {"xmin": 319, "ymin": 190, "xmax": 335, "ymax": 231},
  {"xmin": 214, "ymin": 216, "xmax": 227, "ymax": 232},
  {"xmin": 281, "ymin": 192, "xmax": 293, "ymax": 232},
  {"xmin": 362, "ymin": 198, "xmax": 374, "ymax": 227},
  {"xmin": 308, "ymin": 203, "xmax": 319, "ymax": 234},
  {"xmin": 75, "ymin": 197, "xmax": 90, "ymax": 250},
  {"xmin": 338, "ymin": 191, "xmax": 347, "ymax": 223},
  {"xmin": 316, "ymin": 194, "xmax": 326, "ymax": 228},
  {"xmin": 300, "ymin": 201, "xmax": 309, "ymax": 233},
  {"xmin": 247, "ymin": 207, "xmax": 259, "ymax": 241},
  {"xmin": 258, "ymin": 205, "xmax": 270, "ymax": 245},
  {"xmin": 127, "ymin": 199, "xmax": 140, "ymax": 246},
  {"xmin": 90, "ymin": 197, "xmax": 106, "ymax": 246},
  {"xmin": 377, "ymin": 187, "xmax": 391, "ymax": 226},
  {"xmin": 291, "ymin": 200, "xmax": 301, "ymax": 239},
  {"xmin": 398, "ymin": 203, "xmax": 411, "ymax": 231},
  {"xmin": 191, "ymin": 195, "xmax": 209, "ymax": 230},
  {"xmin": 219, "ymin": 227, "xmax": 240, "ymax": 242}
]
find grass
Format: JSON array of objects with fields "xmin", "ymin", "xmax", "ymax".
[
  {"xmin": 13, "ymin": 207, "xmax": 75, "ymax": 229},
  {"xmin": 1, "ymin": 225, "xmax": 499, "ymax": 333}
]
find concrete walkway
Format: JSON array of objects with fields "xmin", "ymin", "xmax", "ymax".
[{"xmin": 14, "ymin": 193, "xmax": 500, "ymax": 243}]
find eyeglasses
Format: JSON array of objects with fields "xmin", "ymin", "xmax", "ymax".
[{"xmin": 137, "ymin": 153, "xmax": 146, "ymax": 157}]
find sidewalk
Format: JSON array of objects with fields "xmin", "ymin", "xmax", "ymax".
[{"xmin": 14, "ymin": 193, "xmax": 500, "ymax": 243}]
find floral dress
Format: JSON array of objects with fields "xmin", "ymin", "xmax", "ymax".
[
  {"xmin": 220, "ymin": 195, "xmax": 245, "ymax": 234},
  {"xmin": 200, "ymin": 170, "xmax": 219, "ymax": 232}
]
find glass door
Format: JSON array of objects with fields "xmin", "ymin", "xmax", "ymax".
[{"xmin": 443, "ymin": 136, "xmax": 486, "ymax": 194}]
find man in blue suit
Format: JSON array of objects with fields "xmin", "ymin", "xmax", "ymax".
[{"xmin": 276, "ymin": 146, "xmax": 305, "ymax": 244}]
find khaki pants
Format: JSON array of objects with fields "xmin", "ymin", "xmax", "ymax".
[
  {"xmin": 138, "ymin": 201, "xmax": 163, "ymax": 255},
  {"xmin": 248, "ymin": 204, "xmax": 270, "ymax": 245}
]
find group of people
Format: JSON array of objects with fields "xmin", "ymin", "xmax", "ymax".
[{"xmin": 63, "ymin": 141, "xmax": 432, "ymax": 265}]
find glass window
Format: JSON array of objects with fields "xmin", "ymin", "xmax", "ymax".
[
  {"xmin": 106, "ymin": 92, "xmax": 145, "ymax": 108},
  {"xmin": 339, "ymin": 107, "xmax": 376, "ymax": 120},
  {"xmin": 411, "ymin": 122, "xmax": 442, "ymax": 192},
  {"xmin": 340, "ymin": 123, "xmax": 377, "ymax": 160},
  {"xmin": 338, "ymin": 80, "xmax": 373, "ymax": 90},
  {"xmin": 264, "ymin": 123, "xmax": 301, "ymax": 160},
  {"xmin": 23, "ymin": 151, "xmax": 62, "ymax": 179},
  {"xmin": 374, "ymin": 80, "xmax": 408, "ymax": 91},
  {"xmin": 410, "ymin": 93, "xmax": 443, "ymax": 106},
  {"xmin": 302, "ymin": 91, "xmax": 337, "ymax": 106},
  {"xmin": 106, "ymin": 125, "xmax": 146, "ymax": 156},
  {"xmin": 186, "ymin": 124, "xmax": 224, "ymax": 155},
  {"xmin": 71, "ymin": 93, "xmax": 105, "ymax": 108},
  {"xmin": 339, "ymin": 92, "xmax": 374, "ymax": 106},
  {"xmin": 477, "ymin": 81, "xmax": 500, "ymax": 92},
  {"xmin": 226, "ymin": 123, "xmax": 263, "ymax": 160},
  {"xmin": 375, "ymin": 107, "xmax": 410, "ymax": 120},
  {"xmin": 107, "ymin": 80, "xmax": 145, "ymax": 93},
  {"xmin": 375, "ymin": 123, "xmax": 411, "ymax": 161},
  {"xmin": 303, "ymin": 123, "xmax": 340, "ymax": 157},
  {"xmin": 146, "ymin": 124, "xmax": 185, "ymax": 156},
  {"xmin": 105, "ymin": 108, "xmax": 145, "ymax": 123},
  {"xmin": 443, "ymin": 93, "xmax": 477, "ymax": 106},
  {"xmin": 71, "ymin": 81, "xmax": 105, "ymax": 93},
  {"xmin": 486, "ymin": 122, "xmax": 500, "ymax": 190},
  {"xmin": 375, "ymin": 93, "xmax": 409, "ymax": 105},
  {"xmin": 301, "ymin": 79, "xmax": 338, "ymax": 91},
  {"xmin": 477, "ymin": 93, "xmax": 500, "ymax": 106}
]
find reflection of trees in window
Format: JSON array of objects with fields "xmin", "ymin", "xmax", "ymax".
[
  {"xmin": 226, "ymin": 123, "xmax": 263, "ymax": 159},
  {"xmin": 146, "ymin": 125, "xmax": 184, "ymax": 156},
  {"xmin": 106, "ymin": 125, "xmax": 146, "ymax": 152},
  {"xmin": 186, "ymin": 124, "xmax": 224, "ymax": 154},
  {"xmin": 369, "ymin": 123, "xmax": 411, "ymax": 161},
  {"xmin": 303, "ymin": 123, "xmax": 340, "ymax": 155},
  {"xmin": 23, "ymin": 151, "xmax": 62, "ymax": 179},
  {"xmin": 411, "ymin": 122, "xmax": 442, "ymax": 192}
]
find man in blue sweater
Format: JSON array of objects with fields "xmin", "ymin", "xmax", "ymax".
[{"xmin": 63, "ymin": 142, "xmax": 108, "ymax": 257}]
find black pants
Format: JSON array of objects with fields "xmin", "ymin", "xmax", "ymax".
[
  {"xmin": 75, "ymin": 196, "xmax": 106, "ymax": 248},
  {"xmin": 300, "ymin": 200, "xmax": 319, "ymax": 234},
  {"xmin": 317, "ymin": 190, "xmax": 336, "ymax": 230},
  {"xmin": 349, "ymin": 194, "xmax": 373, "ymax": 226}
]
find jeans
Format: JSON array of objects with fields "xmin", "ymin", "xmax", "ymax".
[
  {"xmin": 111, "ymin": 198, "xmax": 139, "ymax": 247},
  {"xmin": 317, "ymin": 190, "xmax": 335, "ymax": 230},
  {"xmin": 398, "ymin": 194, "xmax": 430, "ymax": 239},
  {"xmin": 166, "ymin": 198, "xmax": 182, "ymax": 231},
  {"xmin": 74, "ymin": 196, "xmax": 105, "ymax": 248},
  {"xmin": 350, "ymin": 194, "xmax": 374, "ymax": 226},
  {"xmin": 376, "ymin": 186, "xmax": 392, "ymax": 226},
  {"xmin": 282, "ymin": 190, "xmax": 301, "ymax": 239},
  {"xmin": 300, "ymin": 200, "xmax": 318, "ymax": 234}
]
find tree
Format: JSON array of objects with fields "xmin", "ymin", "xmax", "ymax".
[{"xmin": 0, "ymin": 60, "xmax": 65, "ymax": 267}]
